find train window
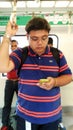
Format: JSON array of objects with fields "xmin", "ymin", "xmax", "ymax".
[
  {"xmin": 49, "ymin": 34, "xmax": 59, "ymax": 48},
  {"xmin": 12, "ymin": 34, "xmax": 59, "ymax": 48}
]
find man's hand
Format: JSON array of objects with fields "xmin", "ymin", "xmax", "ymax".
[
  {"xmin": 5, "ymin": 21, "xmax": 18, "ymax": 37},
  {"xmin": 37, "ymin": 77, "xmax": 56, "ymax": 90}
]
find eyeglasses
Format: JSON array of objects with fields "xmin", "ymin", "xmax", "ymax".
[{"xmin": 29, "ymin": 35, "xmax": 48, "ymax": 42}]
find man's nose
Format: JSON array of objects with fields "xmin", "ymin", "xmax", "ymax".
[{"xmin": 37, "ymin": 38, "xmax": 43, "ymax": 43}]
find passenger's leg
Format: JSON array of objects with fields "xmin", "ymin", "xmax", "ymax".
[{"xmin": 2, "ymin": 80, "xmax": 14, "ymax": 126}]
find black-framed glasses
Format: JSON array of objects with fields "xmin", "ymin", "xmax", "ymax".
[{"xmin": 29, "ymin": 35, "xmax": 48, "ymax": 42}]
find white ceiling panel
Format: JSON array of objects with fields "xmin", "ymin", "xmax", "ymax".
[
  {"xmin": 27, "ymin": 1, "xmax": 40, "ymax": 7},
  {"xmin": 0, "ymin": 2, "xmax": 11, "ymax": 7},
  {"xmin": 41, "ymin": 1, "xmax": 55, "ymax": 7},
  {"xmin": 0, "ymin": 0, "xmax": 73, "ymax": 15},
  {"xmin": 55, "ymin": 1, "xmax": 70, "ymax": 7}
]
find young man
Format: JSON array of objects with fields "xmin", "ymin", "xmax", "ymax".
[
  {"xmin": 0, "ymin": 17, "xmax": 72, "ymax": 130},
  {"xmin": 0, "ymin": 40, "xmax": 18, "ymax": 130}
]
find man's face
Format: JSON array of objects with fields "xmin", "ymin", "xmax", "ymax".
[
  {"xmin": 27, "ymin": 30, "xmax": 49, "ymax": 55},
  {"xmin": 11, "ymin": 41, "xmax": 18, "ymax": 51}
]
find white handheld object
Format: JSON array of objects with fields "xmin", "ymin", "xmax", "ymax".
[
  {"xmin": 10, "ymin": 0, "xmax": 17, "ymax": 23},
  {"xmin": 10, "ymin": 12, "xmax": 16, "ymax": 23}
]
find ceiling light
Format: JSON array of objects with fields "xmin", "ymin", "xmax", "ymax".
[
  {"xmin": 27, "ymin": 1, "xmax": 40, "ymax": 8},
  {"xmin": 55, "ymin": 1, "xmax": 69, "ymax": 7},
  {"xmin": 17, "ymin": 1, "xmax": 26, "ymax": 7},
  {"xmin": 0, "ymin": 2, "xmax": 11, "ymax": 8},
  {"xmin": 41, "ymin": 1, "xmax": 55, "ymax": 7}
]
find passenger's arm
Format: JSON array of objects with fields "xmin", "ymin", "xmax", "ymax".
[
  {"xmin": 53, "ymin": 74, "xmax": 72, "ymax": 87},
  {"xmin": 0, "ymin": 21, "xmax": 18, "ymax": 73},
  {"xmin": 37, "ymin": 74, "xmax": 72, "ymax": 90}
]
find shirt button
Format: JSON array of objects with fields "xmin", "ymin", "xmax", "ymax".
[{"xmin": 39, "ymin": 57, "xmax": 41, "ymax": 59}]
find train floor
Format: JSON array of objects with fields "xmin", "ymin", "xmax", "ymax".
[
  {"xmin": 62, "ymin": 112, "xmax": 73, "ymax": 130},
  {"xmin": 0, "ymin": 108, "xmax": 73, "ymax": 130}
]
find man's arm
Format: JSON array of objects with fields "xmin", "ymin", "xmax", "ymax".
[
  {"xmin": 37, "ymin": 75, "xmax": 72, "ymax": 90},
  {"xmin": 0, "ymin": 21, "xmax": 18, "ymax": 73},
  {"xmin": 54, "ymin": 74, "xmax": 72, "ymax": 87}
]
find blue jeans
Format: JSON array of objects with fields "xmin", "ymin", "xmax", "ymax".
[
  {"xmin": 2, "ymin": 79, "xmax": 18, "ymax": 126},
  {"xmin": 17, "ymin": 116, "xmax": 60, "ymax": 130}
]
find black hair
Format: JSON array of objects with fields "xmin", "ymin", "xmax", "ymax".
[
  {"xmin": 11, "ymin": 40, "xmax": 18, "ymax": 44},
  {"xmin": 25, "ymin": 17, "xmax": 51, "ymax": 34},
  {"xmin": 48, "ymin": 37, "xmax": 53, "ymax": 45}
]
